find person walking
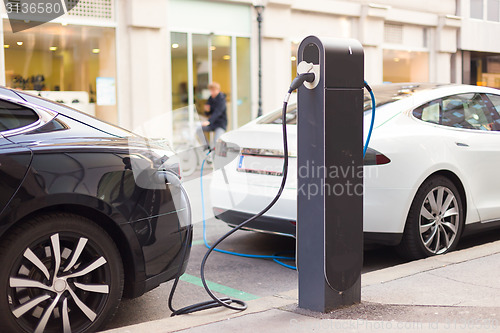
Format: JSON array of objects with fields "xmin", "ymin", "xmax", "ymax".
[{"xmin": 201, "ymin": 82, "xmax": 227, "ymax": 148}]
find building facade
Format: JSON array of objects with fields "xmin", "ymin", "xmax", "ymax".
[
  {"xmin": 261, "ymin": 0, "xmax": 461, "ymax": 113},
  {"xmin": 0, "ymin": 0, "xmax": 499, "ymax": 142},
  {"xmin": 459, "ymin": 0, "xmax": 500, "ymax": 87}
]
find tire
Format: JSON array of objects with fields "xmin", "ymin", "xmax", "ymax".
[
  {"xmin": 0, "ymin": 213, "xmax": 124, "ymax": 333},
  {"xmin": 397, "ymin": 176, "xmax": 464, "ymax": 260}
]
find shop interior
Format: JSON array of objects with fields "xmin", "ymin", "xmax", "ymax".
[{"xmin": 3, "ymin": 21, "xmax": 117, "ymax": 124}]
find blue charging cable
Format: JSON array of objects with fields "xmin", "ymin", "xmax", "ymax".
[
  {"xmin": 364, "ymin": 81, "xmax": 376, "ymax": 158},
  {"xmin": 200, "ymin": 152, "xmax": 297, "ymax": 270}
]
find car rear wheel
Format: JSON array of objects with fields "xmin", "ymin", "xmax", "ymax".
[
  {"xmin": 397, "ymin": 176, "xmax": 464, "ymax": 260},
  {"xmin": 0, "ymin": 213, "xmax": 124, "ymax": 333}
]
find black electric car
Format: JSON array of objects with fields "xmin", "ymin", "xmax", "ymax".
[{"xmin": 0, "ymin": 87, "xmax": 192, "ymax": 333}]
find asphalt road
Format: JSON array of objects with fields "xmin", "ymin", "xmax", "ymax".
[{"xmin": 104, "ymin": 168, "xmax": 500, "ymax": 331}]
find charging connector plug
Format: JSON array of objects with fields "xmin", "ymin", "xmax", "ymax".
[
  {"xmin": 284, "ymin": 71, "xmax": 316, "ymax": 104},
  {"xmin": 288, "ymin": 72, "xmax": 315, "ymax": 93}
]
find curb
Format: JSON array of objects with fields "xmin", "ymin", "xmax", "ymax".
[
  {"xmin": 362, "ymin": 239, "xmax": 500, "ymax": 287},
  {"xmin": 102, "ymin": 289, "xmax": 297, "ymax": 333}
]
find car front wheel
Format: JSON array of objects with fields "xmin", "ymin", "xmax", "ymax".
[
  {"xmin": 0, "ymin": 213, "xmax": 124, "ymax": 333},
  {"xmin": 397, "ymin": 176, "xmax": 464, "ymax": 260}
]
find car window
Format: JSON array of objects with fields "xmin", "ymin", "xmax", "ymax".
[
  {"xmin": 422, "ymin": 101, "xmax": 440, "ymax": 123},
  {"xmin": 413, "ymin": 101, "xmax": 440, "ymax": 124},
  {"xmin": 413, "ymin": 93, "xmax": 494, "ymax": 131},
  {"xmin": 444, "ymin": 94, "xmax": 492, "ymax": 130},
  {"xmin": 485, "ymin": 94, "xmax": 500, "ymax": 131},
  {"xmin": 0, "ymin": 99, "xmax": 39, "ymax": 132},
  {"xmin": 487, "ymin": 94, "xmax": 500, "ymax": 113}
]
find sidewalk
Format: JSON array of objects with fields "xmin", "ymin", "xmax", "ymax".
[{"xmin": 103, "ymin": 240, "xmax": 500, "ymax": 333}]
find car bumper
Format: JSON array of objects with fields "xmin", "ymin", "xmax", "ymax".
[
  {"xmin": 210, "ymin": 173, "xmax": 297, "ymax": 221},
  {"xmin": 214, "ymin": 208, "xmax": 402, "ymax": 245},
  {"xmin": 212, "ymin": 171, "xmax": 414, "ymax": 242},
  {"xmin": 214, "ymin": 207, "xmax": 296, "ymax": 237}
]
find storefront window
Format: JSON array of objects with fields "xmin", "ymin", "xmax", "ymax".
[
  {"xmin": 3, "ymin": 21, "xmax": 118, "ymax": 124},
  {"xmin": 170, "ymin": 31, "xmax": 251, "ymax": 140},
  {"xmin": 383, "ymin": 49, "xmax": 429, "ymax": 83},
  {"xmin": 472, "ymin": 53, "xmax": 500, "ymax": 88}
]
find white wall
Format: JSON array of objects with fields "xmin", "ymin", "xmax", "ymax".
[
  {"xmin": 257, "ymin": 0, "xmax": 459, "ymax": 103},
  {"xmin": 460, "ymin": 19, "xmax": 500, "ymax": 52},
  {"xmin": 261, "ymin": 37, "xmax": 292, "ymax": 112},
  {"xmin": 116, "ymin": 0, "xmax": 173, "ymax": 140}
]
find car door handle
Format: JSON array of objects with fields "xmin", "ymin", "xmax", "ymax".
[{"xmin": 455, "ymin": 142, "xmax": 469, "ymax": 147}]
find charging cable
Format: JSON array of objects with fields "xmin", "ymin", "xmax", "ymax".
[
  {"xmin": 200, "ymin": 79, "xmax": 376, "ymax": 270},
  {"xmin": 167, "ymin": 72, "xmax": 376, "ymax": 316},
  {"xmin": 167, "ymin": 72, "xmax": 314, "ymax": 316},
  {"xmin": 364, "ymin": 81, "xmax": 375, "ymax": 158},
  {"xmin": 200, "ymin": 153, "xmax": 296, "ymax": 270}
]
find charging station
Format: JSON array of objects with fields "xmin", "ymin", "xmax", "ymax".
[{"xmin": 297, "ymin": 36, "xmax": 365, "ymax": 312}]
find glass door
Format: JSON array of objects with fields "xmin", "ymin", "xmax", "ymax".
[
  {"xmin": 171, "ymin": 32, "xmax": 188, "ymax": 111},
  {"xmin": 171, "ymin": 31, "xmax": 252, "ymax": 140},
  {"xmin": 236, "ymin": 37, "xmax": 251, "ymax": 127},
  {"xmin": 192, "ymin": 34, "xmax": 210, "ymax": 117},
  {"xmin": 211, "ymin": 35, "xmax": 232, "ymax": 130}
]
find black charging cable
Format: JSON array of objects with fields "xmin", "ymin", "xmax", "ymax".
[{"xmin": 167, "ymin": 72, "xmax": 315, "ymax": 316}]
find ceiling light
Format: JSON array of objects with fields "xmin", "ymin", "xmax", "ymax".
[
  {"xmin": 223, "ymin": 55, "xmax": 231, "ymax": 60},
  {"xmin": 92, "ymin": 48, "xmax": 100, "ymax": 54},
  {"xmin": 61, "ymin": 22, "xmax": 68, "ymax": 26},
  {"xmin": 394, "ymin": 58, "xmax": 400, "ymax": 62},
  {"xmin": 291, "ymin": 56, "xmax": 297, "ymax": 61},
  {"xmin": 17, "ymin": 41, "xmax": 23, "ymax": 46},
  {"xmin": 171, "ymin": 43, "xmax": 179, "ymax": 49},
  {"xmin": 210, "ymin": 46, "xmax": 216, "ymax": 51},
  {"xmin": 4, "ymin": 45, "xmax": 9, "ymax": 49},
  {"xmin": 49, "ymin": 46, "xmax": 57, "ymax": 51}
]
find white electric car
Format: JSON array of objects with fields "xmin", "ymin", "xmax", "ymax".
[{"xmin": 210, "ymin": 83, "xmax": 500, "ymax": 259}]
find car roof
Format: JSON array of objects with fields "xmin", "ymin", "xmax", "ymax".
[
  {"xmin": 258, "ymin": 83, "xmax": 500, "ymax": 120},
  {"xmin": 2, "ymin": 87, "xmax": 135, "ymax": 138}
]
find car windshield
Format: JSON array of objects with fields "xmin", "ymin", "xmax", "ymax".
[{"xmin": 258, "ymin": 83, "xmax": 444, "ymax": 125}]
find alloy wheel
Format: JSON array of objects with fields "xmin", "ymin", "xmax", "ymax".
[
  {"xmin": 419, "ymin": 186, "xmax": 460, "ymax": 254},
  {"xmin": 8, "ymin": 232, "xmax": 111, "ymax": 333}
]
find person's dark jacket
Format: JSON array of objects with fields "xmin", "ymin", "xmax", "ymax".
[{"xmin": 205, "ymin": 92, "xmax": 227, "ymax": 131}]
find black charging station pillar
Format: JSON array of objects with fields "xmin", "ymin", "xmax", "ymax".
[{"xmin": 297, "ymin": 36, "xmax": 364, "ymax": 313}]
